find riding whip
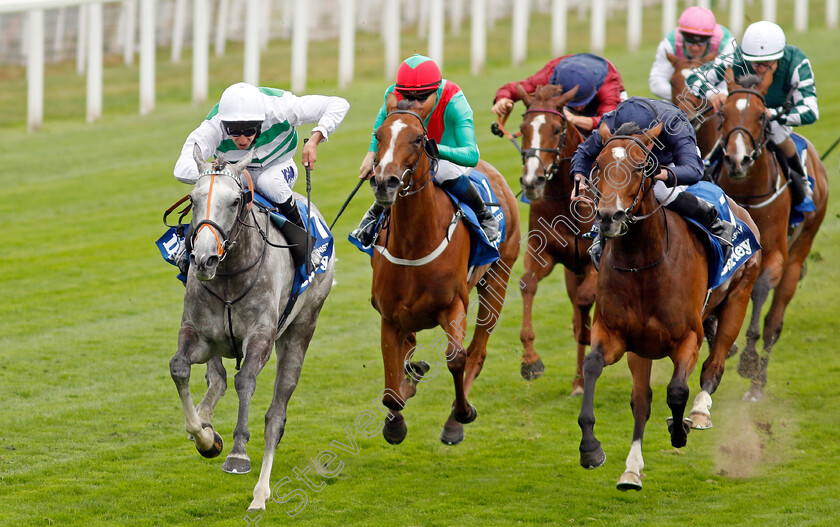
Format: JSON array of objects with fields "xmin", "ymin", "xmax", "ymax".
[
  {"xmin": 303, "ymin": 138, "xmax": 313, "ymax": 275},
  {"xmin": 329, "ymin": 176, "xmax": 367, "ymax": 230}
]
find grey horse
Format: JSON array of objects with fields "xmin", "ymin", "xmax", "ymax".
[{"xmin": 169, "ymin": 145, "xmax": 335, "ymax": 510}]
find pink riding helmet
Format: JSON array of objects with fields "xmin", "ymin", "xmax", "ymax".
[{"xmin": 678, "ymin": 6, "xmax": 716, "ymax": 36}]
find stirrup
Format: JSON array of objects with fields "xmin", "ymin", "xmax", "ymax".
[
  {"xmin": 588, "ymin": 236, "xmax": 603, "ymax": 270},
  {"xmin": 711, "ymin": 221, "xmax": 735, "ymax": 260}
]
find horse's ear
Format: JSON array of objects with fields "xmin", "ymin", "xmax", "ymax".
[
  {"xmin": 193, "ymin": 143, "xmax": 212, "ymax": 173},
  {"xmin": 385, "ymin": 91, "xmax": 399, "ymax": 113},
  {"xmin": 516, "ymin": 83, "xmax": 532, "ymax": 107},
  {"xmin": 644, "ymin": 122, "xmax": 664, "ymax": 146},
  {"xmin": 598, "ymin": 121, "xmax": 612, "ymax": 143},
  {"xmin": 557, "ymin": 85, "xmax": 579, "ymax": 109},
  {"xmin": 666, "ymin": 52, "xmax": 678, "ymax": 67},
  {"xmin": 700, "ymin": 50, "xmax": 717, "ymax": 64},
  {"xmin": 756, "ymin": 68, "xmax": 774, "ymax": 94},
  {"xmin": 725, "ymin": 67, "xmax": 739, "ymax": 92},
  {"xmin": 232, "ymin": 148, "xmax": 254, "ymax": 174},
  {"xmin": 415, "ymin": 91, "xmax": 437, "ymax": 119}
]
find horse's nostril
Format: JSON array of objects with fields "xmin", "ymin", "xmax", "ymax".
[
  {"xmin": 386, "ymin": 176, "xmax": 402, "ymax": 190},
  {"xmin": 207, "ymin": 255, "xmax": 219, "ymax": 268},
  {"xmin": 613, "ymin": 210, "xmax": 626, "ymax": 224}
]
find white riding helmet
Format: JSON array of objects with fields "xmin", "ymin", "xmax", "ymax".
[
  {"xmin": 741, "ymin": 21, "xmax": 786, "ymax": 61},
  {"xmin": 218, "ymin": 82, "xmax": 266, "ymax": 122}
]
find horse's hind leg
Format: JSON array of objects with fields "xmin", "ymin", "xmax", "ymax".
[
  {"xmin": 170, "ymin": 326, "xmax": 223, "ymax": 457},
  {"xmin": 400, "ymin": 332, "xmax": 432, "ymax": 400},
  {"xmin": 196, "ymin": 357, "xmax": 227, "ymax": 425},
  {"xmin": 666, "ymin": 336, "xmax": 699, "ymax": 448},
  {"xmin": 566, "ymin": 267, "xmax": 596, "ymax": 397},
  {"xmin": 223, "ymin": 329, "xmax": 275, "ymax": 475},
  {"xmin": 249, "ymin": 321, "xmax": 313, "ymax": 511},
  {"xmin": 618, "ymin": 353, "xmax": 652, "ymax": 491},
  {"xmin": 519, "ymin": 254, "xmax": 556, "ymax": 380},
  {"xmin": 380, "ymin": 321, "xmax": 410, "ymax": 445}
]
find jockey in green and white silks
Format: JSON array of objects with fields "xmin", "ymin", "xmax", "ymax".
[
  {"xmin": 173, "ymin": 82, "xmax": 349, "ymax": 270},
  {"xmin": 685, "ymin": 21, "xmax": 818, "ymax": 206},
  {"xmin": 649, "ymin": 6, "xmax": 737, "ymax": 100},
  {"xmin": 352, "ymin": 54, "xmax": 500, "ymax": 246}
]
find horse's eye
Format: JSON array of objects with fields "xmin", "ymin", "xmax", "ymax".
[
  {"xmin": 554, "ymin": 126, "xmax": 563, "ymax": 135},
  {"xmin": 411, "ymin": 135, "xmax": 424, "ymax": 145}
]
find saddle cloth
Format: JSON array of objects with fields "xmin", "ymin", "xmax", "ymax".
[
  {"xmin": 348, "ymin": 168, "xmax": 505, "ymax": 269},
  {"xmin": 157, "ymin": 194, "xmax": 334, "ymax": 297},
  {"xmin": 683, "ymin": 181, "xmax": 761, "ymax": 290}
]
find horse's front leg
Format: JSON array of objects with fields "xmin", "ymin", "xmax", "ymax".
[
  {"xmin": 249, "ymin": 320, "xmax": 313, "ymax": 511},
  {"xmin": 439, "ymin": 300, "xmax": 476, "ymax": 446},
  {"xmin": 223, "ymin": 328, "xmax": 275, "ymax": 475},
  {"xmin": 738, "ymin": 266, "xmax": 779, "ymax": 400},
  {"xmin": 170, "ymin": 325, "xmax": 223, "ymax": 457},
  {"xmin": 579, "ymin": 326, "xmax": 624, "ymax": 469},
  {"xmin": 196, "ymin": 356, "xmax": 227, "ymax": 425},
  {"xmin": 617, "ymin": 353, "xmax": 652, "ymax": 491},
  {"xmin": 519, "ymin": 252, "xmax": 556, "ymax": 380},
  {"xmin": 380, "ymin": 320, "xmax": 409, "ymax": 445},
  {"xmin": 666, "ymin": 334, "xmax": 701, "ymax": 448}
]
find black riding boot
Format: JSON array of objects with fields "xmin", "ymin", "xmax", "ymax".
[
  {"xmin": 668, "ymin": 191, "xmax": 735, "ymax": 260},
  {"xmin": 703, "ymin": 141, "xmax": 724, "ymax": 182},
  {"xmin": 442, "ymin": 177, "xmax": 501, "ymax": 244},
  {"xmin": 277, "ymin": 197, "xmax": 319, "ymax": 273},
  {"xmin": 350, "ymin": 202, "xmax": 385, "ymax": 247},
  {"xmin": 786, "ymin": 153, "xmax": 811, "ymax": 207}
]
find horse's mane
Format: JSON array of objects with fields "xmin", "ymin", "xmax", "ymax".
[
  {"xmin": 532, "ymin": 84, "xmax": 564, "ymax": 101},
  {"xmin": 396, "ymin": 98, "xmax": 413, "ymax": 111},
  {"xmin": 735, "ymin": 74, "xmax": 763, "ymax": 90},
  {"xmin": 614, "ymin": 122, "xmax": 642, "ymax": 136}
]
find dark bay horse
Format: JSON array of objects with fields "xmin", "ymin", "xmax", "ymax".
[
  {"xmin": 513, "ymin": 83, "xmax": 597, "ymax": 395},
  {"xmin": 716, "ymin": 74, "xmax": 828, "ymax": 401},
  {"xmin": 170, "ymin": 146, "xmax": 335, "ymax": 510},
  {"xmin": 368, "ymin": 93, "xmax": 520, "ymax": 446},
  {"xmin": 667, "ymin": 51, "xmax": 721, "ymax": 157},
  {"xmin": 577, "ymin": 123, "xmax": 761, "ymax": 490}
]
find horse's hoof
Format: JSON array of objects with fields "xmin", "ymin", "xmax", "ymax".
[
  {"xmin": 580, "ymin": 447, "xmax": 606, "ymax": 469},
  {"xmin": 689, "ymin": 412, "xmax": 713, "ymax": 430},
  {"xmin": 726, "ymin": 342, "xmax": 739, "ymax": 359},
  {"xmin": 616, "ymin": 471, "xmax": 642, "ymax": 491},
  {"xmin": 197, "ymin": 429, "xmax": 224, "ymax": 458},
  {"xmin": 666, "ymin": 417, "xmax": 691, "ymax": 448},
  {"xmin": 570, "ymin": 384, "xmax": 584, "ymax": 397},
  {"xmin": 383, "ymin": 413, "xmax": 407, "ymax": 445},
  {"xmin": 454, "ymin": 404, "xmax": 477, "ymax": 425},
  {"xmin": 743, "ymin": 384, "xmax": 764, "ymax": 402},
  {"xmin": 440, "ymin": 420, "xmax": 465, "ymax": 446},
  {"xmin": 222, "ymin": 454, "xmax": 251, "ymax": 474},
  {"xmin": 405, "ymin": 360, "xmax": 431, "ymax": 379},
  {"xmin": 737, "ymin": 350, "xmax": 760, "ymax": 379},
  {"xmin": 521, "ymin": 358, "xmax": 545, "ymax": 380}
]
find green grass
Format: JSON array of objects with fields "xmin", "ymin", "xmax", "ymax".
[{"xmin": 1, "ymin": 2, "xmax": 839, "ymax": 526}]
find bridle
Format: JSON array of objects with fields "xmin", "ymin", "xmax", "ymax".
[
  {"xmin": 519, "ymin": 107, "xmax": 570, "ymax": 181},
  {"xmin": 189, "ymin": 168, "xmax": 255, "ymax": 262},
  {"xmin": 379, "ymin": 109, "xmax": 436, "ymax": 197},
  {"xmin": 720, "ymin": 88, "xmax": 769, "ymax": 172}
]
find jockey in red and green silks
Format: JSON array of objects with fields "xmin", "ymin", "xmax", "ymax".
[{"xmin": 351, "ymin": 54, "xmax": 500, "ymax": 246}]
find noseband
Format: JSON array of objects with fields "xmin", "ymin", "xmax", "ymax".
[
  {"xmin": 190, "ymin": 169, "xmax": 253, "ymax": 260},
  {"xmin": 721, "ymin": 88, "xmax": 769, "ymax": 170}
]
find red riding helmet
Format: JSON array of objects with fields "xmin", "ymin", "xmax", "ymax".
[{"xmin": 396, "ymin": 55, "xmax": 442, "ymax": 91}]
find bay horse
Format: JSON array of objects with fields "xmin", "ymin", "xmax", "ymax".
[
  {"xmin": 577, "ymin": 122, "xmax": 761, "ymax": 490},
  {"xmin": 667, "ymin": 51, "xmax": 722, "ymax": 157},
  {"xmin": 513, "ymin": 83, "xmax": 597, "ymax": 395},
  {"xmin": 368, "ymin": 93, "xmax": 520, "ymax": 446},
  {"xmin": 170, "ymin": 146, "xmax": 335, "ymax": 510},
  {"xmin": 716, "ymin": 73, "xmax": 828, "ymax": 401}
]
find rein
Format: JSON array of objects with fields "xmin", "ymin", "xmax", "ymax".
[
  {"xmin": 385, "ymin": 109, "xmax": 436, "ymax": 197},
  {"xmin": 600, "ymin": 135, "xmax": 666, "ymax": 223}
]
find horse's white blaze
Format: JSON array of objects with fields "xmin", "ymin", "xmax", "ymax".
[
  {"xmin": 522, "ymin": 114, "xmax": 547, "ymax": 185},
  {"xmin": 378, "ymin": 120, "xmax": 408, "ymax": 171},
  {"xmin": 624, "ymin": 438, "xmax": 644, "ymax": 474},
  {"xmin": 735, "ymin": 98, "xmax": 748, "ymax": 112},
  {"xmin": 523, "ymin": 157, "xmax": 541, "ymax": 181},
  {"xmin": 735, "ymin": 133, "xmax": 748, "ymax": 162},
  {"xmin": 611, "ymin": 146, "xmax": 626, "ymax": 160}
]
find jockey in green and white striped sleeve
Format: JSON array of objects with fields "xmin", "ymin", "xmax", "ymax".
[
  {"xmin": 174, "ymin": 82, "xmax": 349, "ymax": 269},
  {"xmin": 685, "ymin": 21, "xmax": 817, "ymax": 206}
]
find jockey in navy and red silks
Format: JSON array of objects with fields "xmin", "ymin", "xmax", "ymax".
[
  {"xmin": 351, "ymin": 54, "xmax": 500, "ymax": 247},
  {"xmin": 492, "ymin": 53, "xmax": 628, "ymax": 134},
  {"xmin": 571, "ymin": 96, "xmax": 735, "ymax": 255}
]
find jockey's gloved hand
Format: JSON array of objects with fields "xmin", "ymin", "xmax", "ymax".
[{"xmin": 174, "ymin": 244, "xmax": 190, "ymax": 275}]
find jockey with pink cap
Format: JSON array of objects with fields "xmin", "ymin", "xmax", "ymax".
[{"xmin": 649, "ymin": 6, "xmax": 736, "ymax": 100}]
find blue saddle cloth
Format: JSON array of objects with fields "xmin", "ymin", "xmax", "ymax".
[
  {"xmin": 789, "ymin": 133, "xmax": 817, "ymax": 226},
  {"xmin": 683, "ymin": 181, "xmax": 761, "ymax": 290},
  {"xmin": 348, "ymin": 169, "xmax": 505, "ymax": 269},
  {"xmin": 157, "ymin": 194, "xmax": 334, "ymax": 297}
]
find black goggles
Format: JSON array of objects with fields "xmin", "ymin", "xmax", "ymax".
[
  {"xmin": 223, "ymin": 121, "xmax": 261, "ymax": 137},
  {"xmin": 683, "ymin": 33, "xmax": 711, "ymax": 45},
  {"xmin": 398, "ymin": 89, "xmax": 436, "ymax": 102}
]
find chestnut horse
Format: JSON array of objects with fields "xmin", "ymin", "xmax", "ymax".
[
  {"xmin": 577, "ymin": 122, "xmax": 761, "ymax": 490},
  {"xmin": 513, "ymin": 84, "xmax": 597, "ymax": 395},
  {"xmin": 367, "ymin": 93, "xmax": 520, "ymax": 445},
  {"xmin": 667, "ymin": 51, "xmax": 722, "ymax": 157},
  {"xmin": 716, "ymin": 73, "xmax": 828, "ymax": 401}
]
